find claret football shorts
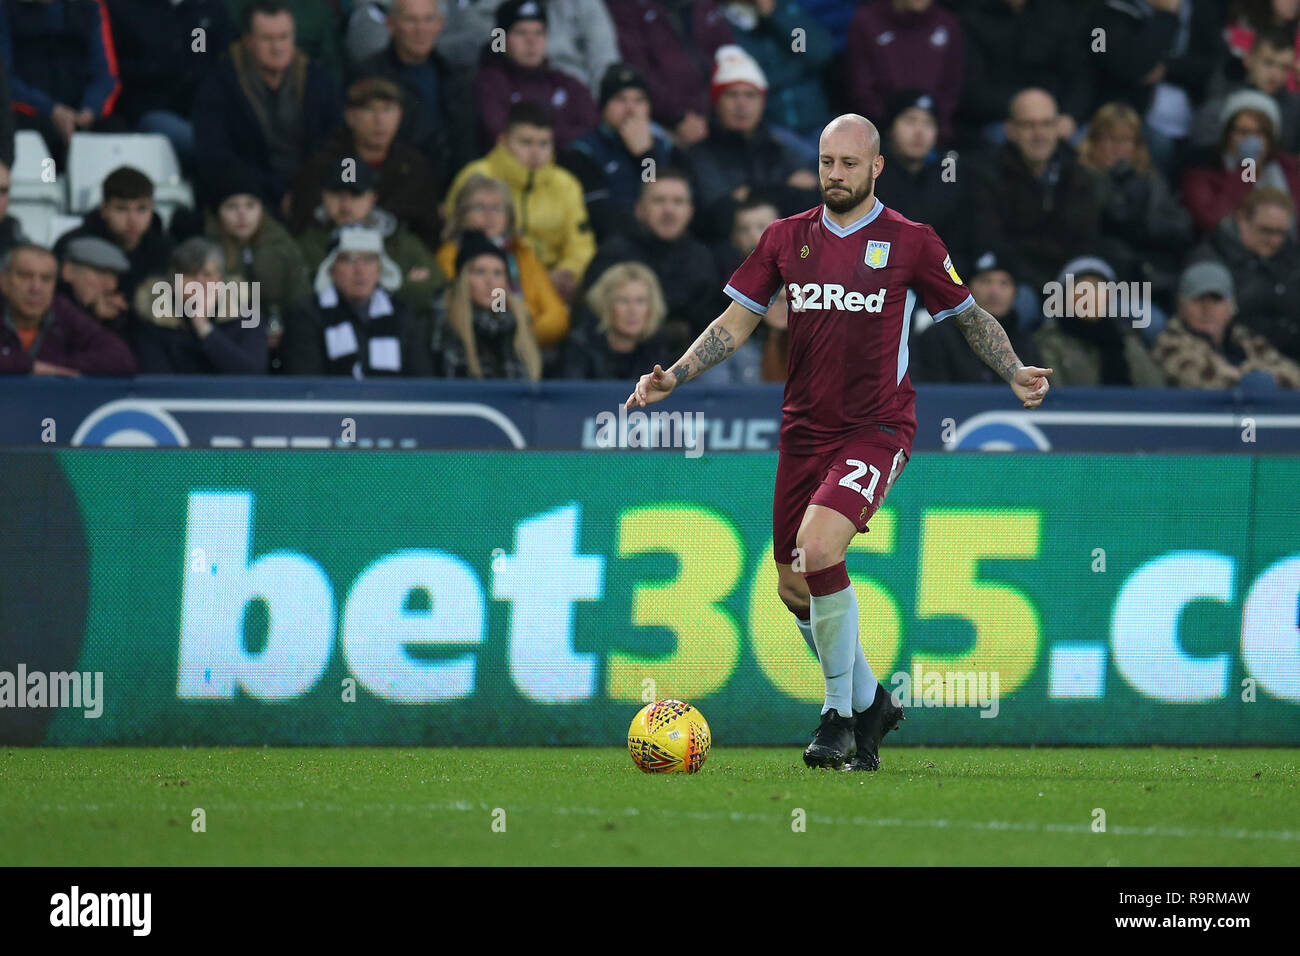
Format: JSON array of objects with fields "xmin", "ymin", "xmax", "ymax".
[{"xmin": 773, "ymin": 426, "xmax": 910, "ymax": 564}]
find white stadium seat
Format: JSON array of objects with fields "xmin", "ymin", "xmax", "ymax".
[
  {"xmin": 66, "ymin": 133, "xmax": 194, "ymax": 219},
  {"xmin": 10, "ymin": 130, "xmax": 65, "ymax": 210},
  {"xmin": 48, "ymin": 214, "xmax": 86, "ymax": 247},
  {"xmin": 8, "ymin": 202, "xmax": 55, "ymax": 246}
]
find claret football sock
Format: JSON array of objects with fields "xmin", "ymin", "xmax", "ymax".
[{"xmin": 805, "ymin": 562, "xmax": 856, "ymax": 717}]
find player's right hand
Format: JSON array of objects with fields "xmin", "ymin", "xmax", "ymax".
[{"xmin": 625, "ymin": 364, "xmax": 678, "ymax": 409}]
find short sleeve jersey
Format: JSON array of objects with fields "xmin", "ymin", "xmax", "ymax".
[{"xmin": 726, "ymin": 200, "xmax": 974, "ymax": 455}]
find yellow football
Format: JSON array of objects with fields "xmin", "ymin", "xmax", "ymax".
[{"xmin": 627, "ymin": 699, "xmax": 711, "ymax": 774}]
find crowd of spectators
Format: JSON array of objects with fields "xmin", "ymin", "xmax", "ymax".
[{"xmin": 2, "ymin": 0, "xmax": 1300, "ymax": 391}]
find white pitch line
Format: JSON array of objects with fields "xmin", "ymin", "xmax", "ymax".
[{"xmin": 32, "ymin": 799, "xmax": 1292, "ymax": 843}]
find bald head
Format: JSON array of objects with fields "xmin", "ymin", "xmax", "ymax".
[
  {"xmin": 1006, "ymin": 88, "xmax": 1061, "ymax": 171},
  {"xmin": 820, "ymin": 114, "xmax": 881, "ymax": 160},
  {"xmin": 1009, "ymin": 88, "xmax": 1057, "ymax": 123},
  {"xmin": 818, "ymin": 114, "xmax": 883, "ymax": 218}
]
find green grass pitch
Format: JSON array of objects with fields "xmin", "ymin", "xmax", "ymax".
[{"xmin": 2, "ymin": 747, "xmax": 1297, "ymax": 866}]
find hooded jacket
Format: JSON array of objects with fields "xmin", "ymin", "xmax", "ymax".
[
  {"xmin": 445, "ymin": 143, "xmax": 596, "ymax": 279},
  {"xmin": 296, "ymin": 206, "xmax": 446, "ymax": 310}
]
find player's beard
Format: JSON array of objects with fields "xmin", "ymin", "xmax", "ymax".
[{"xmin": 820, "ymin": 170, "xmax": 875, "ymax": 214}]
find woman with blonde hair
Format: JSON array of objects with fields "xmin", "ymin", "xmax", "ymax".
[
  {"xmin": 559, "ymin": 261, "xmax": 670, "ymax": 379},
  {"xmin": 431, "ymin": 231, "xmax": 542, "ymax": 380},
  {"xmin": 437, "ymin": 174, "xmax": 569, "ymax": 347},
  {"xmin": 1079, "ymin": 102, "xmax": 1192, "ymax": 309}
]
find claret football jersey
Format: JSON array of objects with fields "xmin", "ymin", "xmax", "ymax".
[{"xmin": 725, "ymin": 199, "xmax": 974, "ymax": 455}]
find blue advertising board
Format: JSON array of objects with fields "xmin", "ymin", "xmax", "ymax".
[{"xmin": 1, "ymin": 376, "xmax": 1298, "ymax": 452}]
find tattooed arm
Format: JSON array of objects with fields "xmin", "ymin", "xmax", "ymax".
[
  {"xmin": 951, "ymin": 300, "xmax": 1054, "ymax": 408},
  {"xmin": 626, "ymin": 300, "xmax": 765, "ymax": 408}
]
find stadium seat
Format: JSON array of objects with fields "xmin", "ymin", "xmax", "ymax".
[
  {"xmin": 10, "ymin": 130, "xmax": 65, "ymax": 210},
  {"xmin": 47, "ymin": 214, "xmax": 86, "ymax": 248},
  {"xmin": 8, "ymin": 202, "xmax": 55, "ymax": 246},
  {"xmin": 66, "ymin": 133, "xmax": 195, "ymax": 220}
]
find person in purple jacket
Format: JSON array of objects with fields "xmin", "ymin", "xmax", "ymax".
[
  {"xmin": 605, "ymin": 0, "xmax": 735, "ymax": 149},
  {"xmin": 0, "ymin": 245, "xmax": 135, "ymax": 377},
  {"xmin": 846, "ymin": 0, "xmax": 964, "ymax": 146},
  {"xmin": 473, "ymin": 0, "xmax": 598, "ymax": 150}
]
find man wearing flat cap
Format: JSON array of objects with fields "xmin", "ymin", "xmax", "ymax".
[
  {"xmin": 1151, "ymin": 261, "xmax": 1300, "ymax": 389},
  {"xmin": 59, "ymin": 237, "xmax": 132, "ymax": 339}
]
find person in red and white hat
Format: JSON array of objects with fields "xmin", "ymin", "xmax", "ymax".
[{"xmin": 685, "ymin": 45, "xmax": 820, "ymax": 235}]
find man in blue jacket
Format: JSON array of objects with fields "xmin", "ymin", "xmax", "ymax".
[
  {"xmin": 0, "ymin": 0, "xmax": 124, "ymax": 166},
  {"xmin": 105, "ymin": 0, "xmax": 236, "ymax": 171}
]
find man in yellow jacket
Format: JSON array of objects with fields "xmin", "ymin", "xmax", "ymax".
[{"xmin": 445, "ymin": 101, "xmax": 595, "ymax": 302}]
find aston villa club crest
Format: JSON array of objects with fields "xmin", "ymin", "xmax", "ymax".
[{"xmin": 864, "ymin": 240, "xmax": 891, "ymax": 269}]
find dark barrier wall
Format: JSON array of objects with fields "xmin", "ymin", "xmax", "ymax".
[
  {"xmin": 1, "ymin": 449, "xmax": 1297, "ymax": 745},
  {"xmin": 2, "ymin": 377, "xmax": 1300, "ymax": 452}
]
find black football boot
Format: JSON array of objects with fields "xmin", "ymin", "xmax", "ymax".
[
  {"xmin": 844, "ymin": 683, "xmax": 905, "ymax": 771},
  {"xmin": 802, "ymin": 708, "xmax": 856, "ymax": 769}
]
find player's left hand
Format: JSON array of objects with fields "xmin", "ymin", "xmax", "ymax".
[{"xmin": 1011, "ymin": 365, "xmax": 1053, "ymax": 408}]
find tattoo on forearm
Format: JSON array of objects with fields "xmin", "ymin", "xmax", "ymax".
[
  {"xmin": 671, "ymin": 323, "xmax": 736, "ymax": 386},
  {"xmin": 952, "ymin": 302, "xmax": 1023, "ymax": 382}
]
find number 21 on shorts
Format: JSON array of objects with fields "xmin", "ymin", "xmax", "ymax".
[{"xmin": 838, "ymin": 459, "xmax": 881, "ymax": 502}]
